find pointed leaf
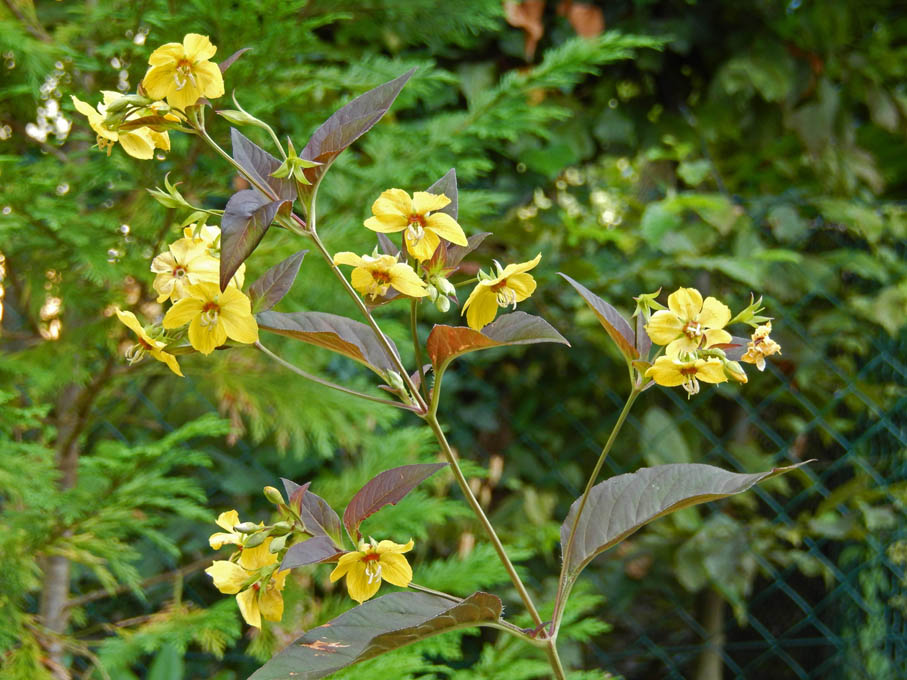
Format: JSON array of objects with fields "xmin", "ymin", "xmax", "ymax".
[
  {"xmin": 299, "ymin": 69, "xmax": 416, "ymax": 196},
  {"xmin": 343, "ymin": 463, "xmax": 447, "ymax": 539},
  {"xmin": 445, "ymin": 232, "xmax": 491, "ymax": 269},
  {"xmin": 231, "ymin": 128, "xmax": 297, "ymax": 201},
  {"xmin": 281, "ymin": 536, "xmax": 344, "ymax": 570},
  {"xmin": 427, "ymin": 311, "xmax": 570, "ymax": 372},
  {"xmin": 248, "ymin": 591, "xmax": 502, "ymax": 680},
  {"xmin": 636, "ymin": 311, "xmax": 652, "ymax": 358},
  {"xmin": 220, "ymin": 190, "xmax": 290, "ymax": 290},
  {"xmin": 560, "ymin": 273, "xmax": 637, "ymax": 361},
  {"xmin": 426, "ymin": 168, "xmax": 458, "ymax": 219},
  {"xmin": 376, "ymin": 233, "xmax": 399, "ymax": 257},
  {"xmin": 560, "ymin": 462, "xmax": 810, "ymax": 581},
  {"xmin": 249, "ymin": 250, "xmax": 307, "ymax": 312},
  {"xmin": 219, "ymin": 47, "xmax": 251, "ymax": 74},
  {"xmin": 281, "ymin": 478, "xmax": 343, "ymax": 545},
  {"xmin": 257, "ymin": 310, "xmax": 401, "ymax": 375}
]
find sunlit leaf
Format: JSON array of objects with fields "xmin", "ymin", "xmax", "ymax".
[{"xmin": 248, "ymin": 591, "xmax": 502, "ymax": 680}]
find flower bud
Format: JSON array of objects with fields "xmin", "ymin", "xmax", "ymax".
[
  {"xmin": 385, "ymin": 370, "xmax": 406, "ymax": 393},
  {"xmin": 217, "ymin": 109, "xmax": 268, "ymax": 127},
  {"xmin": 435, "ymin": 295, "xmax": 451, "ymax": 313},
  {"xmin": 263, "ymin": 486, "xmax": 284, "ymax": 505},
  {"xmin": 435, "ymin": 277, "xmax": 456, "ymax": 298},
  {"xmin": 242, "ymin": 531, "xmax": 270, "ymax": 548},
  {"xmin": 268, "ymin": 534, "xmax": 289, "ymax": 553},
  {"xmin": 270, "ymin": 521, "xmax": 293, "ymax": 535},
  {"xmin": 724, "ymin": 360, "xmax": 748, "ymax": 383},
  {"xmin": 234, "ymin": 522, "xmax": 261, "ymax": 534},
  {"xmin": 426, "ymin": 283, "xmax": 439, "ymax": 302}
]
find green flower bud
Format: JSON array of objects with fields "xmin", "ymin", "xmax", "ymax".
[
  {"xmin": 234, "ymin": 522, "xmax": 261, "ymax": 534},
  {"xmin": 435, "ymin": 277, "xmax": 456, "ymax": 298},
  {"xmin": 263, "ymin": 486, "xmax": 284, "ymax": 505},
  {"xmin": 435, "ymin": 295, "xmax": 451, "ymax": 313},
  {"xmin": 242, "ymin": 531, "xmax": 270, "ymax": 548},
  {"xmin": 385, "ymin": 370, "xmax": 406, "ymax": 393},
  {"xmin": 268, "ymin": 534, "xmax": 290, "ymax": 553}
]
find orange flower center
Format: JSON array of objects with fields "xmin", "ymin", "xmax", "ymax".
[
  {"xmin": 371, "ymin": 270, "xmax": 392, "ymax": 285},
  {"xmin": 680, "ymin": 365, "xmax": 699, "ymax": 376},
  {"xmin": 173, "ymin": 266, "xmax": 187, "ymax": 279},
  {"xmin": 408, "ymin": 214, "xmax": 426, "ymax": 227},
  {"xmin": 201, "ymin": 301, "xmax": 221, "ymax": 329},
  {"xmin": 682, "ymin": 320, "xmax": 703, "ymax": 340}
]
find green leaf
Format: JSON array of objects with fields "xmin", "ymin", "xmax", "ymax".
[
  {"xmin": 147, "ymin": 643, "xmax": 183, "ymax": 680},
  {"xmin": 230, "ymin": 129, "xmax": 297, "ymax": 202},
  {"xmin": 343, "ymin": 463, "xmax": 447, "ymax": 540},
  {"xmin": 256, "ymin": 311, "xmax": 402, "ymax": 375},
  {"xmin": 249, "ymin": 250, "xmax": 307, "ymax": 312},
  {"xmin": 559, "ymin": 273, "xmax": 636, "ymax": 361},
  {"xmin": 299, "ymin": 69, "xmax": 416, "ymax": 201},
  {"xmin": 560, "ymin": 462, "xmax": 809, "ymax": 581},
  {"xmin": 281, "ymin": 536, "xmax": 343, "ymax": 570},
  {"xmin": 248, "ymin": 591, "xmax": 502, "ymax": 680},
  {"xmin": 281, "ymin": 478, "xmax": 344, "ymax": 546},
  {"xmin": 220, "ymin": 191, "xmax": 291, "ymax": 291},
  {"xmin": 426, "ymin": 312, "xmax": 569, "ymax": 372}
]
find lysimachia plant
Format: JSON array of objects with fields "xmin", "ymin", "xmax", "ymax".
[{"xmin": 79, "ymin": 33, "xmax": 802, "ymax": 679}]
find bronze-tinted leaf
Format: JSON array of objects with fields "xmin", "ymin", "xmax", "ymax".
[
  {"xmin": 230, "ymin": 128, "xmax": 297, "ymax": 202},
  {"xmin": 281, "ymin": 478, "xmax": 343, "ymax": 545},
  {"xmin": 427, "ymin": 312, "xmax": 570, "ymax": 372},
  {"xmin": 426, "ymin": 168, "xmax": 458, "ymax": 219},
  {"xmin": 257, "ymin": 310, "xmax": 402, "ymax": 374},
  {"xmin": 560, "ymin": 462, "xmax": 810, "ymax": 581},
  {"xmin": 281, "ymin": 536, "xmax": 343, "ymax": 570},
  {"xmin": 343, "ymin": 463, "xmax": 447, "ymax": 540},
  {"xmin": 299, "ymin": 69, "xmax": 416, "ymax": 197},
  {"xmin": 219, "ymin": 47, "xmax": 251, "ymax": 74},
  {"xmin": 248, "ymin": 591, "xmax": 502, "ymax": 680},
  {"xmin": 445, "ymin": 232, "xmax": 490, "ymax": 269},
  {"xmin": 559, "ymin": 273, "xmax": 637, "ymax": 361},
  {"xmin": 636, "ymin": 312, "xmax": 652, "ymax": 358},
  {"xmin": 249, "ymin": 250, "xmax": 307, "ymax": 312},
  {"xmin": 220, "ymin": 190, "xmax": 290, "ymax": 291}
]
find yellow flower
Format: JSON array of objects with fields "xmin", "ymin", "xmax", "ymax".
[
  {"xmin": 205, "ymin": 539, "xmax": 289, "ymax": 628},
  {"xmin": 183, "ymin": 223, "xmax": 221, "ymax": 250},
  {"xmin": 115, "ymin": 309, "xmax": 183, "ymax": 377},
  {"xmin": 364, "ymin": 189, "xmax": 467, "ymax": 261},
  {"xmin": 741, "ymin": 322, "xmax": 781, "ymax": 371},
  {"xmin": 163, "ymin": 282, "xmax": 259, "ymax": 355},
  {"xmin": 209, "ymin": 510, "xmax": 245, "ymax": 550},
  {"xmin": 330, "ymin": 538, "xmax": 414, "ymax": 604},
  {"xmin": 645, "ymin": 355, "xmax": 727, "ymax": 398},
  {"xmin": 645, "ymin": 287, "xmax": 732, "ymax": 357},
  {"xmin": 461, "ymin": 254, "xmax": 541, "ymax": 331},
  {"xmin": 142, "ymin": 33, "xmax": 225, "ymax": 110},
  {"xmin": 333, "ymin": 252, "xmax": 429, "ymax": 300},
  {"xmin": 151, "ymin": 238, "xmax": 220, "ymax": 303},
  {"xmin": 71, "ymin": 91, "xmax": 170, "ymax": 160}
]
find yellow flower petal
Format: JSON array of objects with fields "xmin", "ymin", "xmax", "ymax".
[
  {"xmin": 149, "ymin": 348, "xmax": 184, "ymax": 377},
  {"xmin": 504, "ymin": 272, "xmax": 536, "ymax": 302},
  {"xmin": 333, "ymin": 251, "xmax": 365, "ymax": 267},
  {"xmin": 345, "ymin": 563, "xmax": 381, "ymax": 604},
  {"xmin": 645, "ymin": 309, "xmax": 685, "ymax": 345},
  {"xmin": 696, "ymin": 359, "xmax": 728, "ymax": 384},
  {"xmin": 405, "ymin": 228, "xmax": 440, "ymax": 261},
  {"xmin": 193, "ymin": 59, "xmax": 225, "ymax": 100},
  {"xmin": 702, "ymin": 328, "xmax": 732, "ymax": 349},
  {"xmin": 117, "ymin": 129, "xmax": 156, "ymax": 160},
  {"xmin": 330, "ymin": 551, "xmax": 363, "ymax": 582},
  {"xmin": 412, "ymin": 191, "xmax": 450, "ymax": 215},
  {"xmin": 239, "ymin": 540, "xmax": 278, "ymax": 571},
  {"xmin": 236, "ymin": 587, "xmax": 261, "ymax": 628},
  {"xmin": 425, "ymin": 212, "xmax": 467, "ymax": 246},
  {"xmin": 373, "ymin": 189, "xmax": 412, "ymax": 217},
  {"xmin": 215, "ymin": 510, "xmax": 240, "ymax": 532},
  {"xmin": 499, "ymin": 253, "xmax": 542, "ymax": 279},
  {"xmin": 115, "ymin": 309, "xmax": 146, "ymax": 338},
  {"xmin": 259, "ymin": 584, "xmax": 284, "ymax": 622},
  {"xmin": 147, "ymin": 42, "xmax": 184, "ymax": 67},
  {"xmin": 183, "ymin": 33, "xmax": 218, "ymax": 62},
  {"xmin": 141, "ymin": 63, "xmax": 178, "ymax": 100},
  {"xmin": 667, "ymin": 287, "xmax": 703, "ymax": 320},
  {"xmin": 378, "ymin": 552, "xmax": 412, "ymax": 587},
  {"xmin": 699, "ymin": 296, "xmax": 731, "ymax": 329},
  {"xmin": 205, "ymin": 560, "xmax": 249, "ymax": 594},
  {"xmin": 463, "ymin": 287, "xmax": 499, "ymax": 330},
  {"xmin": 376, "ymin": 539, "xmax": 414, "ymax": 554},
  {"xmin": 188, "ymin": 314, "xmax": 225, "ymax": 355},
  {"xmin": 163, "ymin": 296, "xmax": 204, "ymax": 329},
  {"xmin": 364, "ymin": 214, "xmax": 408, "ymax": 233},
  {"xmin": 644, "ymin": 357, "xmax": 687, "ymax": 387},
  {"xmin": 389, "ymin": 263, "xmax": 429, "ymax": 297}
]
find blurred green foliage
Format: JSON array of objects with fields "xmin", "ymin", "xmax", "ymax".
[{"xmin": 1, "ymin": 0, "xmax": 905, "ymax": 679}]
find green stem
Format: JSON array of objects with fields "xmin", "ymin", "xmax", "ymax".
[
  {"xmin": 255, "ymin": 342, "xmax": 416, "ymax": 412},
  {"xmin": 423, "ymin": 412, "xmax": 544, "ymax": 629},
  {"xmin": 410, "ymin": 300, "xmax": 429, "ymax": 402},
  {"xmin": 552, "ymin": 388, "xmax": 640, "ymax": 634}
]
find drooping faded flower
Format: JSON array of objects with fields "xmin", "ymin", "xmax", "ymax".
[
  {"xmin": 205, "ymin": 539, "xmax": 289, "ymax": 628},
  {"xmin": 142, "ymin": 33, "xmax": 225, "ymax": 110},
  {"xmin": 741, "ymin": 321, "xmax": 782, "ymax": 371},
  {"xmin": 330, "ymin": 538, "xmax": 414, "ymax": 604},
  {"xmin": 645, "ymin": 355, "xmax": 727, "ymax": 398},
  {"xmin": 71, "ymin": 92, "xmax": 170, "ymax": 159},
  {"xmin": 115, "ymin": 309, "xmax": 183, "ymax": 377},
  {"xmin": 461, "ymin": 254, "xmax": 541, "ymax": 331},
  {"xmin": 162, "ymin": 282, "xmax": 258, "ymax": 355},
  {"xmin": 645, "ymin": 287, "xmax": 732, "ymax": 357},
  {"xmin": 364, "ymin": 190, "xmax": 467, "ymax": 261},
  {"xmin": 333, "ymin": 252, "xmax": 428, "ymax": 300},
  {"xmin": 151, "ymin": 238, "xmax": 220, "ymax": 303}
]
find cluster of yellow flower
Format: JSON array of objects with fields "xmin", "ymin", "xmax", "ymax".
[
  {"xmin": 338, "ymin": 188, "xmax": 541, "ymax": 331},
  {"xmin": 116, "ymin": 224, "xmax": 259, "ymax": 375},
  {"xmin": 205, "ymin": 510, "xmax": 290, "ymax": 629},
  {"xmin": 643, "ymin": 287, "xmax": 781, "ymax": 397},
  {"xmin": 72, "ymin": 33, "xmax": 224, "ymax": 158}
]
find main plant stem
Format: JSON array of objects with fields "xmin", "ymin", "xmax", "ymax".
[{"xmin": 552, "ymin": 388, "xmax": 640, "ymax": 633}]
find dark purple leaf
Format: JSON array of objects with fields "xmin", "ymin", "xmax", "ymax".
[
  {"xmin": 231, "ymin": 128, "xmax": 297, "ymax": 202},
  {"xmin": 281, "ymin": 536, "xmax": 343, "ymax": 570},
  {"xmin": 220, "ymin": 190, "xmax": 290, "ymax": 290},
  {"xmin": 559, "ymin": 273, "xmax": 637, "ymax": 361},
  {"xmin": 376, "ymin": 233, "xmax": 399, "ymax": 256},
  {"xmin": 249, "ymin": 250, "xmax": 307, "ymax": 312},
  {"xmin": 426, "ymin": 168, "xmax": 458, "ymax": 219},
  {"xmin": 219, "ymin": 47, "xmax": 251, "ymax": 74},
  {"xmin": 248, "ymin": 591, "xmax": 502, "ymax": 680},
  {"xmin": 299, "ymin": 69, "xmax": 416, "ymax": 197},
  {"xmin": 257, "ymin": 310, "xmax": 402, "ymax": 375},
  {"xmin": 722, "ymin": 336, "xmax": 749, "ymax": 361},
  {"xmin": 427, "ymin": 312, "xmax": 570, "ymax": 372},
  {"xmin": 343, "ymin": 463, "xmax": 447, "ymax": 539},
  {"xmin": 445, "ymin": 232, "xmax": 491, "ymax": 269},
  {"xmin": 281, "ymin": 478, "xmax": 343, "ymax": 545},
  {"xmin": 636, "ymin": 311, "xmax": 652, "ymax": 358}
]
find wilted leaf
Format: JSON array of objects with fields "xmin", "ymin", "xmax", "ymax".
[
  {"xmin": 220, "ymin": 190, "xmax": 291, "ymax": 290},
  {"xmin": 248, "ymin": 591, "xmax": 502, "ymax": 680},
  {"xmin": 257, "ymin": 311, "xmax": 402, "ymax": 374},
  {"xmin": 281, "ymin": 536, "xmax": 344, "ymax": 570},
  {"xmin": 427, "ymin": 312, "xmax": 570, "ymax": 372},
  {"xmin": 231, "ymin": 128, "xmax": 297, "ymax": 202},
  {"xmin": 343, "ymin": 463, "xmax": 447, "ymax": 539},
  {"xmin": 282, "ymin": 478, "xmax": 343, "ymax": 545},
  {"xmin": 560, "ymin": 462, "xmax": 809, "ymax": 581},
  {"xmin": 299, "ymin": 70, "xmax": 416, "ymax": 198},
  {"xmin": 559, "ymin": 273, "xmax": 637, "ymax": 361},
  {"xmin": 249, "ymin": 250, "xmax": 307, "ymax": 312},
  {"xmin": 504, "ymin": 0, "xmax": 545, "ymax": 60}
]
